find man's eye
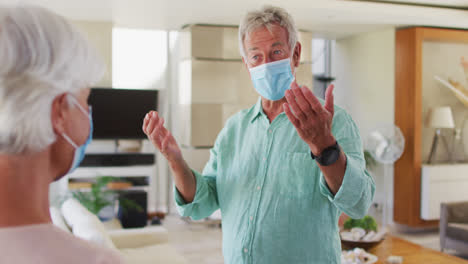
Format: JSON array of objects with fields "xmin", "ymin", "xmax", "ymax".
[
  {"xmin": 252, "ymin": 55, "xmax": 259, "ymax": 60},
  {"xmin": 274, "ymin": 50, "xmax": 282, "ymax": 55}
]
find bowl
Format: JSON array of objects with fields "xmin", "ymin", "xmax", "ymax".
[{"xmin": 341, "ymin": 238, "xmax": 385, "ymax": 251}]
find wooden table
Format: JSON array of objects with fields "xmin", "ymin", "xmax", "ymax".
[{"xmin": 369, "ymin": 235, "xmax": 468, "ymax": 264}]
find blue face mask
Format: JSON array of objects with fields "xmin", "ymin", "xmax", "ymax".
[
  {"xmin": 61, "ymin": 96, "xmax": 93, "ymax": 175},
  {"xmin": 249, "ymin": 58, "xmax": 295, "ymax": 101}
]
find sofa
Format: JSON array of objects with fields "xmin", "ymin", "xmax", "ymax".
[
  {"xmin": 50, "ymin": 198, "xmax": 187, "ymax": 264},
  {"xmin": 440, "ymin": 201, "xmax": 468, "ymax": 255}
]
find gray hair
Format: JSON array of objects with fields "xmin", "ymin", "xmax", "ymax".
[
  {"xmin": 238, "ymin": 6, "xmax": 299, "ymax": 58},
  {"xmin": 0, "ymin": 5, "xmax": 105, "ymax": 154}
]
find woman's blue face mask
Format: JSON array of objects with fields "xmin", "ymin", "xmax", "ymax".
[
  {"xmin": 248, "ymin": 58, "xmax": 295, "ymax": 101},
  {"xmin": 60, "ymin": 95, "xmax": 93, "ymax": 176}
]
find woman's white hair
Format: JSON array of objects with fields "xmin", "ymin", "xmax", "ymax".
[
  {"xmin": 238, "ymin": 5, "xmax": 298, "ymax": 58},
  {"xmin": 0, "ymin": 5, "xmax": 105, "ymax": 154}
]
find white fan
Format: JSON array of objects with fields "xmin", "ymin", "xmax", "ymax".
[
  {"xmin": 365, "ymin": 124, "xmax": 405, "ymax": 227},
  {"xmin": 366, "ymin": 125, "xmax": 405, "ymax": 164}
]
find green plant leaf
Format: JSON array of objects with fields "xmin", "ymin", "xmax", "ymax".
[{"xmin": 343, "ymin": 215, "xmax": 378, "ymax": 232}]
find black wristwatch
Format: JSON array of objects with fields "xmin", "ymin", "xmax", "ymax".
[{"xmin": 310, "ymin": 142, "xmax": 341, "ymax": 166}]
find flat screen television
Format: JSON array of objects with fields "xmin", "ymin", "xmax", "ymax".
[{"xmin": 88, "ymin": 88, "xmax": 158, "ymax": 139}]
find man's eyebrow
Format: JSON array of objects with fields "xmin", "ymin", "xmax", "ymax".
[
  {"xmin": 272, "ymin": 42, "xmax": 284, "ymax": 47},
  {"xmin": 248, "ymin": 42, "xmax": 284, "ymax": 52}
]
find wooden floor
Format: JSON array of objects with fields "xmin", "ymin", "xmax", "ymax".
[
  {"xmin": 164, "ymin": 214, "xmax": 468, "ymax": 263},
  {"xmin": 370, "ymin": 235, "xmax": 468, "ymax": 264}
]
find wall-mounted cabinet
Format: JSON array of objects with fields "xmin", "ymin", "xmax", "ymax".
[
  {"xmin": 179, "ymin": 25, "xmax": 241, "ymax": 60},
  {"xmin": 178, "ymin": 59, "xmax": 255, "ymax": 105}
]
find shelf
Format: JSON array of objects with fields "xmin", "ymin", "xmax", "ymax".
[
  {"xmin": 70, "ymin": 186, "xmax": 150, "ymax": 192},
  {"xmin": 394, "ymin": 27, "xmax": 468, "ymax": 228},
  {"xmin": 68, "ymin": 165, "xmax": 155, "ymax": 179}
]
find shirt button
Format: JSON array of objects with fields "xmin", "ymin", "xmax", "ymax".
[
  {"xmin": 244, "ymin": 248, "xmax": 248, "ymax": 253},
  {"xmin": 263, "ymin": 157, "xmax": 266, "ymax": 161},
  {"xmin": 250, "ymin": 216, "xmax": 254, "ymax": 221},
  {"xmin": 257, "ymin": 186, "xmax": 261, "ymax": 190},
  {"xmin": 268, "ymin": 129, "xmax": 272, "ymax": 133}
]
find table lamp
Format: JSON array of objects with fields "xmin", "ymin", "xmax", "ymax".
[{"xmin": 427, "ymin": 106, "xmax": 455, "ymax": 163}]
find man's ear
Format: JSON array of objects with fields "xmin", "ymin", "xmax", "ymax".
[
  {"xmin": 51, "ymin": 93, "xmax": 69, "ymax": 135},
  {"xmin": 292, "ymin": 42, "xmax": 302, "ymax": 68}
]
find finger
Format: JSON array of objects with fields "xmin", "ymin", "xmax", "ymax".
[
  {"xmin": 324, "ymin": 84, "xmax": 335, "ymax": 115},
  {"xmin": 291, "ymin": 86, "xmax": 313, "ymax": 115},
  {"xmin": 142, "ymin": 113, "xmax": 150, "ymax": 134},
  {"xmin": 154, "ymin": 115, "xmax": 164, "ymax": 131},
  {"xmin": 142, "ymin": 111, "xmax": 155, "ymax": 133},
  {"xmin": 283, "ymin": 103, "xmax": 301, "ymax": 128},
  {"xmin": 301, "ymin": 86, "xmax": 325, "ymax": 114},
  {"xmin": 290, "ymin": 80, "xmax": 300, "ymax": 90},
  {"xmin": 145, "ymin": 112, "xmax": 159, "ymax": 136},
  {"xmin": 284, "ymin": 89, "xmax": 306, "ymax": 120},
  {"xmin": 153, "ymin": 116, "xmax": 166, "ymax": 142},
  {"xmin": 150, "ymin": 118, "xmax": 165, "ymax": 149}
]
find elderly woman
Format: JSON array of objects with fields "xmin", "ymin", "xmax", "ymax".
[{"xmin": 0, "ymin": 5, "xmax": 124, "ymax": 264}]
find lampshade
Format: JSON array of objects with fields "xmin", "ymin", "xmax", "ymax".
[{"xmin": 428, "ymin": 106, "xmax": 455, "ymax": 129}]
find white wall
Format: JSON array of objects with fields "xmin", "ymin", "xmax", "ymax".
[
  {"xmin": 72, "ymin": 20, "xmax": 113, "ymax": 87},
  {"xmin": 332, "ymin": 28, "xmax": 396, "ymax": 225}
]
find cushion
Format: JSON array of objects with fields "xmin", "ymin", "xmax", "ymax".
[
  {"xmin": 120, "ymin": 244, "xmax": 187, "ymax": 264},
  {"xmin": 446, "ymin": 201, "xmax": 468, "ymax": 223},
  {"xmin": 72, "ymin": 219, "xmax": 117, "ymax": 250},
  {"xmin": 108, "ymin": 226, "xmax": 170, "ymax": 249},
  {"xmin": 61, "ymin": 198, "xmax": 116, "ymax": 250},
  {"xmin": 102, "ymin": 218, "xmax": 123, "ymax": 231},
  {"xmin": 61, "ymin": 198, "xmax": 95, "ymax": 228},
  {"xmin": 447, "ymin": 223, "xmax": 468, "ymax": 242},
  {"xmin": 49, "ymin": 207, "xmax": 71, "ymax": 233}
]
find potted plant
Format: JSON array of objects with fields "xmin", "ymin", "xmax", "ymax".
[
  {"xmin": 72, "ymin": 176, "xmax": 143, "ymax": 222},
  {"xmin": 340, "ymin": 215, "xmax": 386, "ymax": 250}
]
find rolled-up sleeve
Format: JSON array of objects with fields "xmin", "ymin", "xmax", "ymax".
[
  {"xmin": 319, "ymin": 110, "xmax": 375, "ymax": 219},
  {"xmin": 174, "ymin": 123, "xmax": 228, "ymax": 220},
  {"xmin": 174, "ymin": 169, "xmax": 218, "ymax": 220}
]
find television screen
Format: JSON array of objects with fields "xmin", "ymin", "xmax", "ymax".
[{"xmin": 88, "ymin": 88, "xmax": 158, "ymax": 139}]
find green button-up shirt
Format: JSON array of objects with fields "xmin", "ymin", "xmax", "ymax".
[{"xmin": 175, "ymin": 98, "xmax": 375, "ymax": 264}]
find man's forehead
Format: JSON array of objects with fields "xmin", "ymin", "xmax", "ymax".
[{"xmin": 244, "ymin": 26, "xmax": 288, "ymax": 51}]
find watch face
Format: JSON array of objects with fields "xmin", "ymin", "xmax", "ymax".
[
  {"xmin": 319, "ymin": 144, "xmax": 340, "ymax": 166},
  {"xmin": 323, "ymin": 148, "xmax": 339, "ymax": 165}
]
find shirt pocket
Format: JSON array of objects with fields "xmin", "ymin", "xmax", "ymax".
[{"xmin": 274, "ymin": 151, "xmax": 318, "ymax": 199}]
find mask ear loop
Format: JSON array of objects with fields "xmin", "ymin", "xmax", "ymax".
[
  {"xmin": 61, "ymin": 94, "xmax": 90, "ymax": 149},
  {"xmin": 68, "ymin": 94, "xmax": 90, "ymax": 116},
  {"xmin": 61, "ymin": 133, "xmax": 78, "ymax": 149}
]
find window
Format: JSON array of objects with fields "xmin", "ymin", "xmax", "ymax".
[
  {"xmin": 112, "ymin": 28, "xmax": 168, "ymax": 89},
  {"xmin": 312, "ymin": 38, "xmax": 334, "ymax": 99}
]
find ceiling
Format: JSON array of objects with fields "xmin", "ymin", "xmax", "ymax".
[
  {"xmin": 368, "ymin": 0, "xmax": 468, "ymax": 8},
  {"xmin": 1, "ymin": 0, "xmax": 467, "ymax": 39}
]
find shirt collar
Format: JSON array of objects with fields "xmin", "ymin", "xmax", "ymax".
[{"xmin": 250, "ymin": 97, "xmax": 264, "ymax": 123}]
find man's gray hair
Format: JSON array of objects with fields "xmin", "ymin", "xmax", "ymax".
[
  {"xmin": 0, "ymin": 5, "xmax": 105, "ymax": 154},
  {"xmin": 238, "ymin": 6, "xmax": 298, "ymax": 58}
]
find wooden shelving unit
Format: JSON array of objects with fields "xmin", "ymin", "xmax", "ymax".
[{"xmin": 394, "ymin": 27, "xmax": 468, "ymax": 228}]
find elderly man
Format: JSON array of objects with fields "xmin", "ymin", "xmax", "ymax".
[
  {"xmin": 143, "ymin": 6, "xmax": 375, "ymax": 264},
  {"xmin": 0, "ymin": 5, "xmax": 124, "ymax": 264}
]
